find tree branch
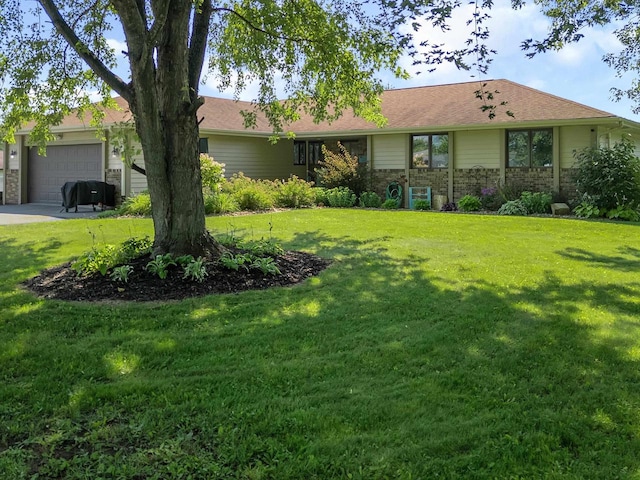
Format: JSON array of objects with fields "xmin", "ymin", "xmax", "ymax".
[
  {"xmin": 189, "ymin": 0, "xmax": 213, "ymax": 101},
  {"xmin": 37, "ymin": 0, "xmax": 133, "ymax": 102},
  {"xmin": 131, "ymin": 162, "xmax": 146, "ymax": 176},
  {"xmin": 213, "ymin": 7, "xmax": 318, "ymax": 44}
]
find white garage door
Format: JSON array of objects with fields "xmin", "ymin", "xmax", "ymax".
[{"xmin": 28, "ymin": 144, "xmax": 102, "ymax": 203}]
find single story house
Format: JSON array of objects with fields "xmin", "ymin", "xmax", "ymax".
[{"xmin": 3, "ymin": 79, "xmax": 640, "ymax": 206}]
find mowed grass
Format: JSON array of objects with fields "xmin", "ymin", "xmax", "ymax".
[{"xmin": 1, "ymin": 209, "xmax": 640, "ymax": 479}]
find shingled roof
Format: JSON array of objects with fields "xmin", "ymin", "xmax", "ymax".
[
  {"xmin": 46, "ymin": 79, "xmax": 625, "ymax": 135},
  {"xmin": 197, "ymin": 79, "xmax": 622, "ymax": 135}
]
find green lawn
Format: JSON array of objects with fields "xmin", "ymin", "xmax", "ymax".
[{"xmin": 1, "ymin": 209, "xmax": 640, "ymax": 479}]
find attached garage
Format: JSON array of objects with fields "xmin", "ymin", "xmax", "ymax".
[{"xmin": 28, "ymin": 144, "xmax": 102, "ymax": 203}]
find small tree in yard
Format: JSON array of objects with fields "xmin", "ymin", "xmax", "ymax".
[
  {"xmin": 0, "ymin": 1, "xmax": 507, "ymax": 258},
  {"xmin": 573, "ymin": 138, "xmax": 640, "ymax": 211},
  {"xmin": 316, "ymin": 143, "xmax": 370, "ymax": 196}
]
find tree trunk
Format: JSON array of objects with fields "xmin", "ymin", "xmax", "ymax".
[
  {"xmin": 118, "ymin": 1, "xmax": 223, "ymax": 258},
  {"xmin": 137, "ymin": 108, "xmax": 220, "ymax": 257}
]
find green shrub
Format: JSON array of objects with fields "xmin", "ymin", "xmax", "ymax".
[
  {"xmin": 234, "ymin": 187, "xmax": 274, "ymax": 211},
  {"xmin": 497, "ymin": 199, "xmax": 528, "ymax": 216},
  {"xmin": 274, "ymin": 176, "xmax": 315, "ymax": 208},
  {"xmin": 313, "ymin": 187, "xmax": 329, "ymax": 206},
  {"xmin": 381, "ymin": 198, "xmax": 399, "ymax": 209},
  {"xmin": 519, "ymin": 191, "xmax": 552, "ymax": 214},
  {"xmin": 413, "ymin": 199, "xmax": 431, "ymax": 210},
  {"xmin": 222, "ymin": 173, "xmax": 275, "ymax": 211},
  {"xmin": 325, "ymin": 187, "xmax": 357, "ymax": 208},
  {"xmin": 200, "ymin": 154, "xmax": 226, "ymax": 193},
  {"xmin": 573, "ymin": 200, "xmax": 602, "ymax": 219},
  {"xmin": 316, "ymin": 142, "xmax": 369, "ymax": 196},
  {"xmin": 458, "ymin": 195, "xmax": 482, "ymax": 212},
  {"xmin": 118, "ymin": 192, "xmax": 152, "ymax": 216},
  {"xmin": 359, "ymin": 191, "xmax": 382, "ymax": 208},
  {"xmin": 573, "ymin": 138, "xmax": 640, "ymax": 210},
  {"xmin": 606, "ymin": 204, "xmax": 640, "ymax": 222},
  {"xmin": 72, "ymin": 236, "xmax": 152, "ymax": 277},
  {"xmin": 204, "ymin": 192, "xmax": 239, "ymax": 215},
  {"xmin": 480, "ymin": 187, "xmax": 502, "ymax": 211}
]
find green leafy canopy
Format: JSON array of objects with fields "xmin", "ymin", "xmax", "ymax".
[{"xmin": 0, "ymin": 0, "xmax": 501, "ymax": 144}]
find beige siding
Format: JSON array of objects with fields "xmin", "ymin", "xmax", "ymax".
[
  {"xmin": 372, "ymin": 134, "xmax": 406, "ymax": 169},
  {"xmin": 559, "ymin": 126, "xmax": 592, "ymax": 168},
  {"xmin": 453, "ymin": 129, "xmax": 501, "ymax": 168},
  {"xmin": 129, "ymin": 155, "xmax": 147, "ymax": 195},
  {"xmin": 206, "ymin": 135, "xmax": 303, "ymax": 179},
  {"xmin": 51, "ymin": 131, "xmax": 99, "ymax": 144}
]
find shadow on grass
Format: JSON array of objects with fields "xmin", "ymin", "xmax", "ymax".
[
  {"xmin": 1, "ymin": 230, "xmax": 640, "ymax": 478},
  {"xmin": 558, "ymin": 246, "xmax": 640, "ymax": 272}
]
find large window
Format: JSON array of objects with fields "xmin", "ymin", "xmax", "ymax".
[
  {"xmin": 412, "ymin": 134, "xmax": 449, "ymax": 168},
  {"xmin": 507, "ymin": 129, "xmax": 552, "ymax": 167}
]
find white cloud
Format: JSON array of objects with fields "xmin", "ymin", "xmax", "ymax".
[{"xmin": 106, "ymin": 38, "xmax": 128, "ymax": 57}]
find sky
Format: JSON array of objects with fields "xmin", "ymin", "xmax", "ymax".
[
  {"xmin": 203, "ymin": 0, "xmax": 640, "ymax": 121},
  {"xmin": 102, "ymin": 0, "xmax": 639, "ymax": 121}
]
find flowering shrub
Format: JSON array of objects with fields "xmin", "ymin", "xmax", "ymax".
[{"xmin": 200, "ymin": 154, "xmax": 226, "ymax": 193}]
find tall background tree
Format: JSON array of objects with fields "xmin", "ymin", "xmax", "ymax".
[{"xmin": 0, "ymin": 0, "xmax": 499, "ymax": 256}]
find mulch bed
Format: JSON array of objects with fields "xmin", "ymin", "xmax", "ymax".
[{"xmin": 23, "ymin": 251, "xmax": 331, "ymax": 302}]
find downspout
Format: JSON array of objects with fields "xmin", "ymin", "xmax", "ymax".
[
  {"xmin": 553, "ymin": 126, "xmax": 560, "ymax": 194},
  {"xmin": 448, "ymin": 131, "xmax": 454, "ymax": 202}
]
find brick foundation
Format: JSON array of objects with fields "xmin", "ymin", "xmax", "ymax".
[
  {"xmin": 409, "ymin": 169, "xmax": 449, "ymax": 198},
  {"xmin": 452, "ymin": 168, "xmax": 500, "ymax": 201},
  {"xmin": 372, "ymin": 169, "xmax": 406, "ymax": 199},
  {"xmin": 505, "ymin": 168, "xmax": 554, "ymax": 194},
  {"xmin": 560, "ymin": 168, "xmax": 579, "ymax": 204}
]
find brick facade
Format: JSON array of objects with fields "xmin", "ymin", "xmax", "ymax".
[
  {"xmin": 371, "ymin": 169, "xmax": 406, "ymax": 199},
  {"xmin": 409, "ymin": 169, "xmax": 449, "ymax": 197},
  {"xmin": 4, "ymin": 169, "xmax": 19, "ymax": 204},
  {"xmin": 452, "ymin": 168, "xmax": 500, "ymax": 200},
  {"xmin": 372, "ymin": 166, "xmax": 580, "ymax": 207},
  {"xmin": 504, "ymin": 168, "xmax": 554, "ymax": 194},
  {"xmin": 560, "ymin": 168, "xmax": 579, "ymax": 203}
]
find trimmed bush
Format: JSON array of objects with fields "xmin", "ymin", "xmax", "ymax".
[
  {"xmin": 313, "ymin": 187, "xmax": 329, "ymax": 206},
  {"xmin": 325, "ymin": 187, "xmax": 357, "ymax": 208},
  {"xmin": 234, "ymin": 187, "xmax": 274, "ymax": 211},
  {"xmin": 458, "ymin": 195, "xmax": 482, "ymax": 212},
  {"xmin": 359, "ymin": 191, "xmax": 382, "ymax": 208},
  {"xmin": 223, "ymin": 173, "xmax": 275, "ymax": 211},
  {"xmin": 274, "ymin": 176, "xmax": 315, "ymax": 208}
]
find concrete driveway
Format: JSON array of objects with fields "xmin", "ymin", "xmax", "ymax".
[{"xmin": 0, "ymin": 203, "xmax": 102, "ymax": 225}]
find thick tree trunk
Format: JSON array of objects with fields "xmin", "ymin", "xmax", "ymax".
[
  {"xmin": 117, "ymin": 1, "xmax": 223, "ymax": 258},
  {"xmin": 139, "ymin": 109, "xmax": 220, "ymax": 257}
]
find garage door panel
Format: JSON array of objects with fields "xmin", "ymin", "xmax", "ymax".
[{"xmin": 28, "ymin": 144, "xmax": 102, "ymax": 203}]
